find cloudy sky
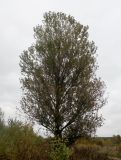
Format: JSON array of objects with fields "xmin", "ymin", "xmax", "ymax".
[{"xmin": 0, "ymin": 0, "xmax": 121, "ymax": 137}]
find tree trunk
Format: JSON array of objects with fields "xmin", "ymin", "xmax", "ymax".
[{"xmin": 54, "ymin": 128, "xmax": 62, "ymax": 139}]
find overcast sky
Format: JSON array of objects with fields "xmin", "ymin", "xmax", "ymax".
[{"xmin": 0, "ymin": 0, "xmax": 121, "ymax": 137}]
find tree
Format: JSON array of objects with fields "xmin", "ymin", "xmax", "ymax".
[
  {"xmin": 0, "ymin": 108, "xmax": 4, "ymax": 127},
  {"xmin": 19, "ymin": 11, "xmax": 106, "ymax": 143}
]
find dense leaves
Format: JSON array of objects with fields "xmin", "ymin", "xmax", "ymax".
[{"xmin": 20, "ymin": 12, "xmax": 106, "ymax": 142}]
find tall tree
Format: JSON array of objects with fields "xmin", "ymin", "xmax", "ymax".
[{"xmin": 20, "ymin": 12, "xmax": 106, "ymax": 142}]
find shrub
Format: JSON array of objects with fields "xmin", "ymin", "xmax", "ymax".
[
  {"xmin": 50, "ymin": 138, "xmax": 70, "ymax": 160},
  {"xmin": 0, "ymin": 118, "xmax": 44, "ymax": 160},
  {"xmin": 112, "ymin": 135, "xmax": 121, "ymax": 145},
  {"xmin": 70, "ymin": 144, "xmax": 109, "ymax": 160}
]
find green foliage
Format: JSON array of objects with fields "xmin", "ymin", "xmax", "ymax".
[
  {"xmin": 1, "ymin": 108, "xmax": 120, "ymax": 160},
  {"xmin": 112, "ymin": 135, "xmax": 121, "ymax": 145},
  {"xmin": 0, "ymin": 117, "xmax": 44, "ymax": 160},
  {"xmin": 6, "ymin": 119, "xmax": 41, "ymax": 160},
  {"xmin": 50, "ymin": 138, "xmax": 70, "ymax": 160}
]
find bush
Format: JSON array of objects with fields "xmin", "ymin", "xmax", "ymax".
[
  {"xmin": 50, "ymin": 138, "xmax": 70, "ymax": 160},
  {"xmin": 112, "ymin": 135, "xmax": 121, "ymax": 145},
  {"xmin": 0, "ymin": 108, "xmax": 112, "ymax": 160},
  {"xmin": 70, "ymin": 144, "xmax": 109, "ymax": 160},
  {"xmin": 0, "ymin": 119, "xmax": 44, "ymax": 160}
]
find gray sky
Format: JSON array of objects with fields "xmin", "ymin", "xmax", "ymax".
[{"xmin": 0, "ymin": 0, "xmax": 121, "ymax": 137}]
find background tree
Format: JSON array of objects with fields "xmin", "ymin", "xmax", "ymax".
[
  {"xmin": 0, "ymin": 108, "xmax": 4, "ymax": 128},
  {"xmin": 20, "ymin": 12, "xmax": 106, "ymax": 143}
]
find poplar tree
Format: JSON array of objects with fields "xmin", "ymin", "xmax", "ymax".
[{"xmin": 20, "ymin": 12, "xmax": 106, "ymax": 143}]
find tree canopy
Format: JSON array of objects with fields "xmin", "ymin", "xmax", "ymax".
[{"xmin": 20, "ymin": 11, "xmax": 106, "ymax": 143}]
